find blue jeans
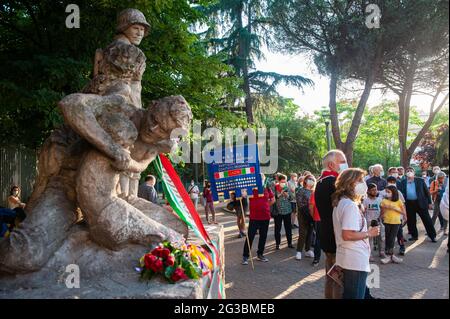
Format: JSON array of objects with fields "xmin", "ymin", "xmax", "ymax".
[{"xmin": 342, "ymin": 269, "xmax": 368, "ymax": 299}]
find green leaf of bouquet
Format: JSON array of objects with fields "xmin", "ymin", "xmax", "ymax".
[{"xmin": 165, "ymin": 266, "xmax": 176, "ymax": 279}]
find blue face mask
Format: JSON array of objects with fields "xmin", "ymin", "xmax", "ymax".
[{"xmin": 339, "ymin": 163, "xmax": 349, "ymax": 172}]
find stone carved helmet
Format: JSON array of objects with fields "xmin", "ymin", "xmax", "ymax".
[{"xmin": 116, "ymin": 8, "xmax": 150, "ymax": 37}]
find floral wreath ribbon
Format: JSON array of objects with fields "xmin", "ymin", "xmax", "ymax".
[{"xmin": 153, "ymin": 154, "xmax": 224, "ymax": 299}]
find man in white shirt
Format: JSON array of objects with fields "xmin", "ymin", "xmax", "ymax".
[{"xmin": 187, "ymin": 180, "xmax": 200, "ymax": 209}]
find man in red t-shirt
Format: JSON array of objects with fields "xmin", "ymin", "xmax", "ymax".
[{"xmin": 242, "ymin": 187, "xmax": 275, "ymax": 264}]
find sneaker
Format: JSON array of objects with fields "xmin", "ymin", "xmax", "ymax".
[
  {"xmin": 257, "ymin": 255, "xmax": 269, "ymax": 262},
  {"xmin": 391, "ymin": 255, "xmax": 403, "ymax": 264},
  {"xmin": 295, "ymin": 252, "xmax": 302, "ymax": 260},
  {"xmin": 431, "ymin": 238, "xmax": 437, "ymax": 243},
  {"xmin": 241, "ymin": 258, "xmax": 249, "ymax": 265},
  {"xmin": 379, "ymin": 252, "xmax": 387, "ymax": 259},
  {"xmin": 312, "ymin": 260, "xmax": 320, "ymax": 267},
  {"xmin": 380, "ymin": 256, "xmax": 392, "ymax": 264},
  {"xmin": 275, "ymin": 245, "xmax": 280, "ymax": 250},
  {"xmin": 399, "ymin": 246, "xmax": 405, "ymax": 256},
  {"xmin": 305, "ymin": 250, "xmax": 315, "ymax": 258}
]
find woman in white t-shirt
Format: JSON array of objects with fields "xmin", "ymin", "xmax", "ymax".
[{"xmin": 332, "ymin": 168, "xmax": 380, "ymax": 299}]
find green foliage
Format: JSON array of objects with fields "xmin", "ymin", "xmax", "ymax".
[
  {"xmin": 199, "ymin": 0, "xmax": 312, "ymax": 122},
  {"xmin": 256, "ymin": 96, "xmax": 323, "ymax": 174},
  {"xmin": 0, "ymin": 0, "xmax": 244, "ymax": 148}
]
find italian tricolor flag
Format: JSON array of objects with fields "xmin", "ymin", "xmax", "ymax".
[
  {"xmin": 153, "ymin": 154, "xmax": 224, "ymax": 299},
  {"xmin": 214, "ymin": 166, "xmax": 255, "ymax": 179}
]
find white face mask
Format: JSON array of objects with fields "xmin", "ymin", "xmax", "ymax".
[
  {"xmin": 380, "ymin": 171, "xmax": 385, "ymax": 177},
  {"xmin": 306, "ymin": 180, "xmax": 315, "ymax": 187},
  {"xmin": 338, "ymin": 163, "xmax": 349, "ymax": 172},
  {"xmin": 407, "ymin": 172, "xmax": 415, "ymax": 178},
  {"xmin": 354, "ymin": 182, "xmax": 368, "ymax": 196},
  {"xmin": 392, "ymin": 173, "xmax": 399, "ymax": 178}
]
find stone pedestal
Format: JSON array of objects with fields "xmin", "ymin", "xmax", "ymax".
[{"xmin": 0, "ymin": 223, "xmax": 225, "ymax": 299}]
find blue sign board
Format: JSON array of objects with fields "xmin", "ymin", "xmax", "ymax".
[{"xmin": 206, "ymin": 144, "xmax": 263, "ymax": 201}]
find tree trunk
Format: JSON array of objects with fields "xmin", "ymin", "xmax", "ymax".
[
  {"xmin": 406, "ymin": 92, "xmax": 449, "ymax": 163},
  {"xmin": 328, "ymin": 70, "xmax": 343, "ymax": 149},
  {"xmin": 397, "ymin": 59, "xmax": 418, "ymax": 167},
  {"xmin": 237, "ymin": 1, "xmax": 254, "ymax": 124}
]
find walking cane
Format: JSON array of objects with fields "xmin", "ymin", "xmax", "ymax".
[{"xmin": 240, "ymin": 197, "xmax": 255, "ymax": 270}]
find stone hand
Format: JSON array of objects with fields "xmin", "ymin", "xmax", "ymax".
[{"xmin": 111, "ymin": 147, "xmax": 132, "ymax": 171}]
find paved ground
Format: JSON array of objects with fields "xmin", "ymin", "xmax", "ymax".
[{"xmin": 200, "ymin": 203, "xmax": 449, "ymax": 299}]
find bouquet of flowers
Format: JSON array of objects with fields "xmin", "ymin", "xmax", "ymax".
[{"xmin": 137, "ymin": 241, "xmax": 212, "ymax": 284}]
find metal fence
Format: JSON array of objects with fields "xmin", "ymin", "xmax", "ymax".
[{"xmin": 0, "ymin": 146, "xmax": 37, "ymax": 207}]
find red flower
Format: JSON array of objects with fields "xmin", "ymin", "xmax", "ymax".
[
  {"xmin": 144, "ymin": 254, "xmax": 157, "ymax": 270},
  {"xmin": 151, "ymin": 258, "xmax": 164, "ymax": 273},
  {"xmin": 171, "ymin": 267, "xmax": 188, "ymax": 282},
  {"xmin": 165, "ymin": 255, "xmax": 175, "ymax": 267},
  {"xmin": 151, "ymin": 247, "xmax": 163, "ymax": 258},
  {"xmin": 161, "ymin": 248, "xmax": 171, "ymax": 259}
]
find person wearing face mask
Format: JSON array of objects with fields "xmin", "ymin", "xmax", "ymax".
[
  {"xmin": 314, "ymin": 150, "xmax": 348, "ymax": 299},
  {"xmin": 397, "ymin": 167, "xmax": 405, "ymax": 181},
  {"xmin": 365, "ymin": 164, "xmax": 387, "ymax": 191},
  {"xmin": 295, "ymin": 175, "xmax": 316, "ymax": 260},
  {"xmin": 362, "ymin": 184, "xmax": 385, "ymax": 261},
  {"xmin": 7, "ymin": 186, "xmax": 26, "ymax": 210},
  {"xmin": 381, "ymin": 176, "xmax": 406, "ymax": 255},
  {"xmin": 422, "ymin": 171, "xmax": 431, "ymax": 188},
  {"xmin": 288, "ymin": 173, "xmax": 299, "ymax": 229},
  {"xmin": 274, "ymin": 174, "xmax": 294, "ymax": 249},
  {"xmin": 430, "ymin": 172, "xmax": 448, "ymax": 235},
  {"xmin": 399, "ymin": 167, "xmax": 436, "ymax": 242},
  {"xmin": 387, "ymin": 167, "xmax": 400, "ymax": 182},
  {"xmin": 332, "ymin": 168, "xmax": 380, "ymax": 299},
  {"xmin": 242, "ymin": 187, "xmax": 275, "ymax": 265},
  {"xmin": 187, "ymin": 180, "xmax": 200, "ymax": 210},
  {"xmin": 380, "ymin": 186, "xmax": 407, "ymax": 264},
  {"xmin": 430, "ymin": 166, "xmax": 442, "ymax": 183},
  {"xmin": 439, "ymin": 179, "xmax": 449, "ymax": 253}
]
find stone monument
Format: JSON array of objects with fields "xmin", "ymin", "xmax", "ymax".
[{"xmin": 0, "ymin": 9, "xmax": 224, "ymax": 299}]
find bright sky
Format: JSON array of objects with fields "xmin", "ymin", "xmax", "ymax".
[{"xmin": 255, "ymin": 49, "xmax": 439, "ymax": 117}]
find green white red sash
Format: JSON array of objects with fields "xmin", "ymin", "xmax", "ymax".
[{"xmin": 153, "ymin": 154, "xmax": 224, "ymax": 299}]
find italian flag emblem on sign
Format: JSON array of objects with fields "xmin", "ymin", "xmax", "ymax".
[{"xmin": 214, "ymin": 166, "xmax": 255, "ymax": 179}]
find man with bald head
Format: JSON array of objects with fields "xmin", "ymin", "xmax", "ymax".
[{"xmin": 314, "ymin": 150, "xmax": 348, "ymax": 299}]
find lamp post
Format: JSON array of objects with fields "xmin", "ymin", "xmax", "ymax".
[
  {"xmin": 321, "ymin": 110, "xmax": 332, "ymax": 151},
  {"xmin": 325, "ymin": 121, "xmax": 331, "ymax": 151}
]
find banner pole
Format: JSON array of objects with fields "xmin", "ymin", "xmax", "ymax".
[{"xmin": 240, "ymin": 198, "xmax": 254, "ymax": 270}]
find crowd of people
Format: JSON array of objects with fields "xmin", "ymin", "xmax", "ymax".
[
  {"xmin": 224, "ymin": 150, "xmax": 448, "ymax": 299},
  {"xmin": 2, "ymin": 157, "xmax": 448, "ymax": 299}
]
